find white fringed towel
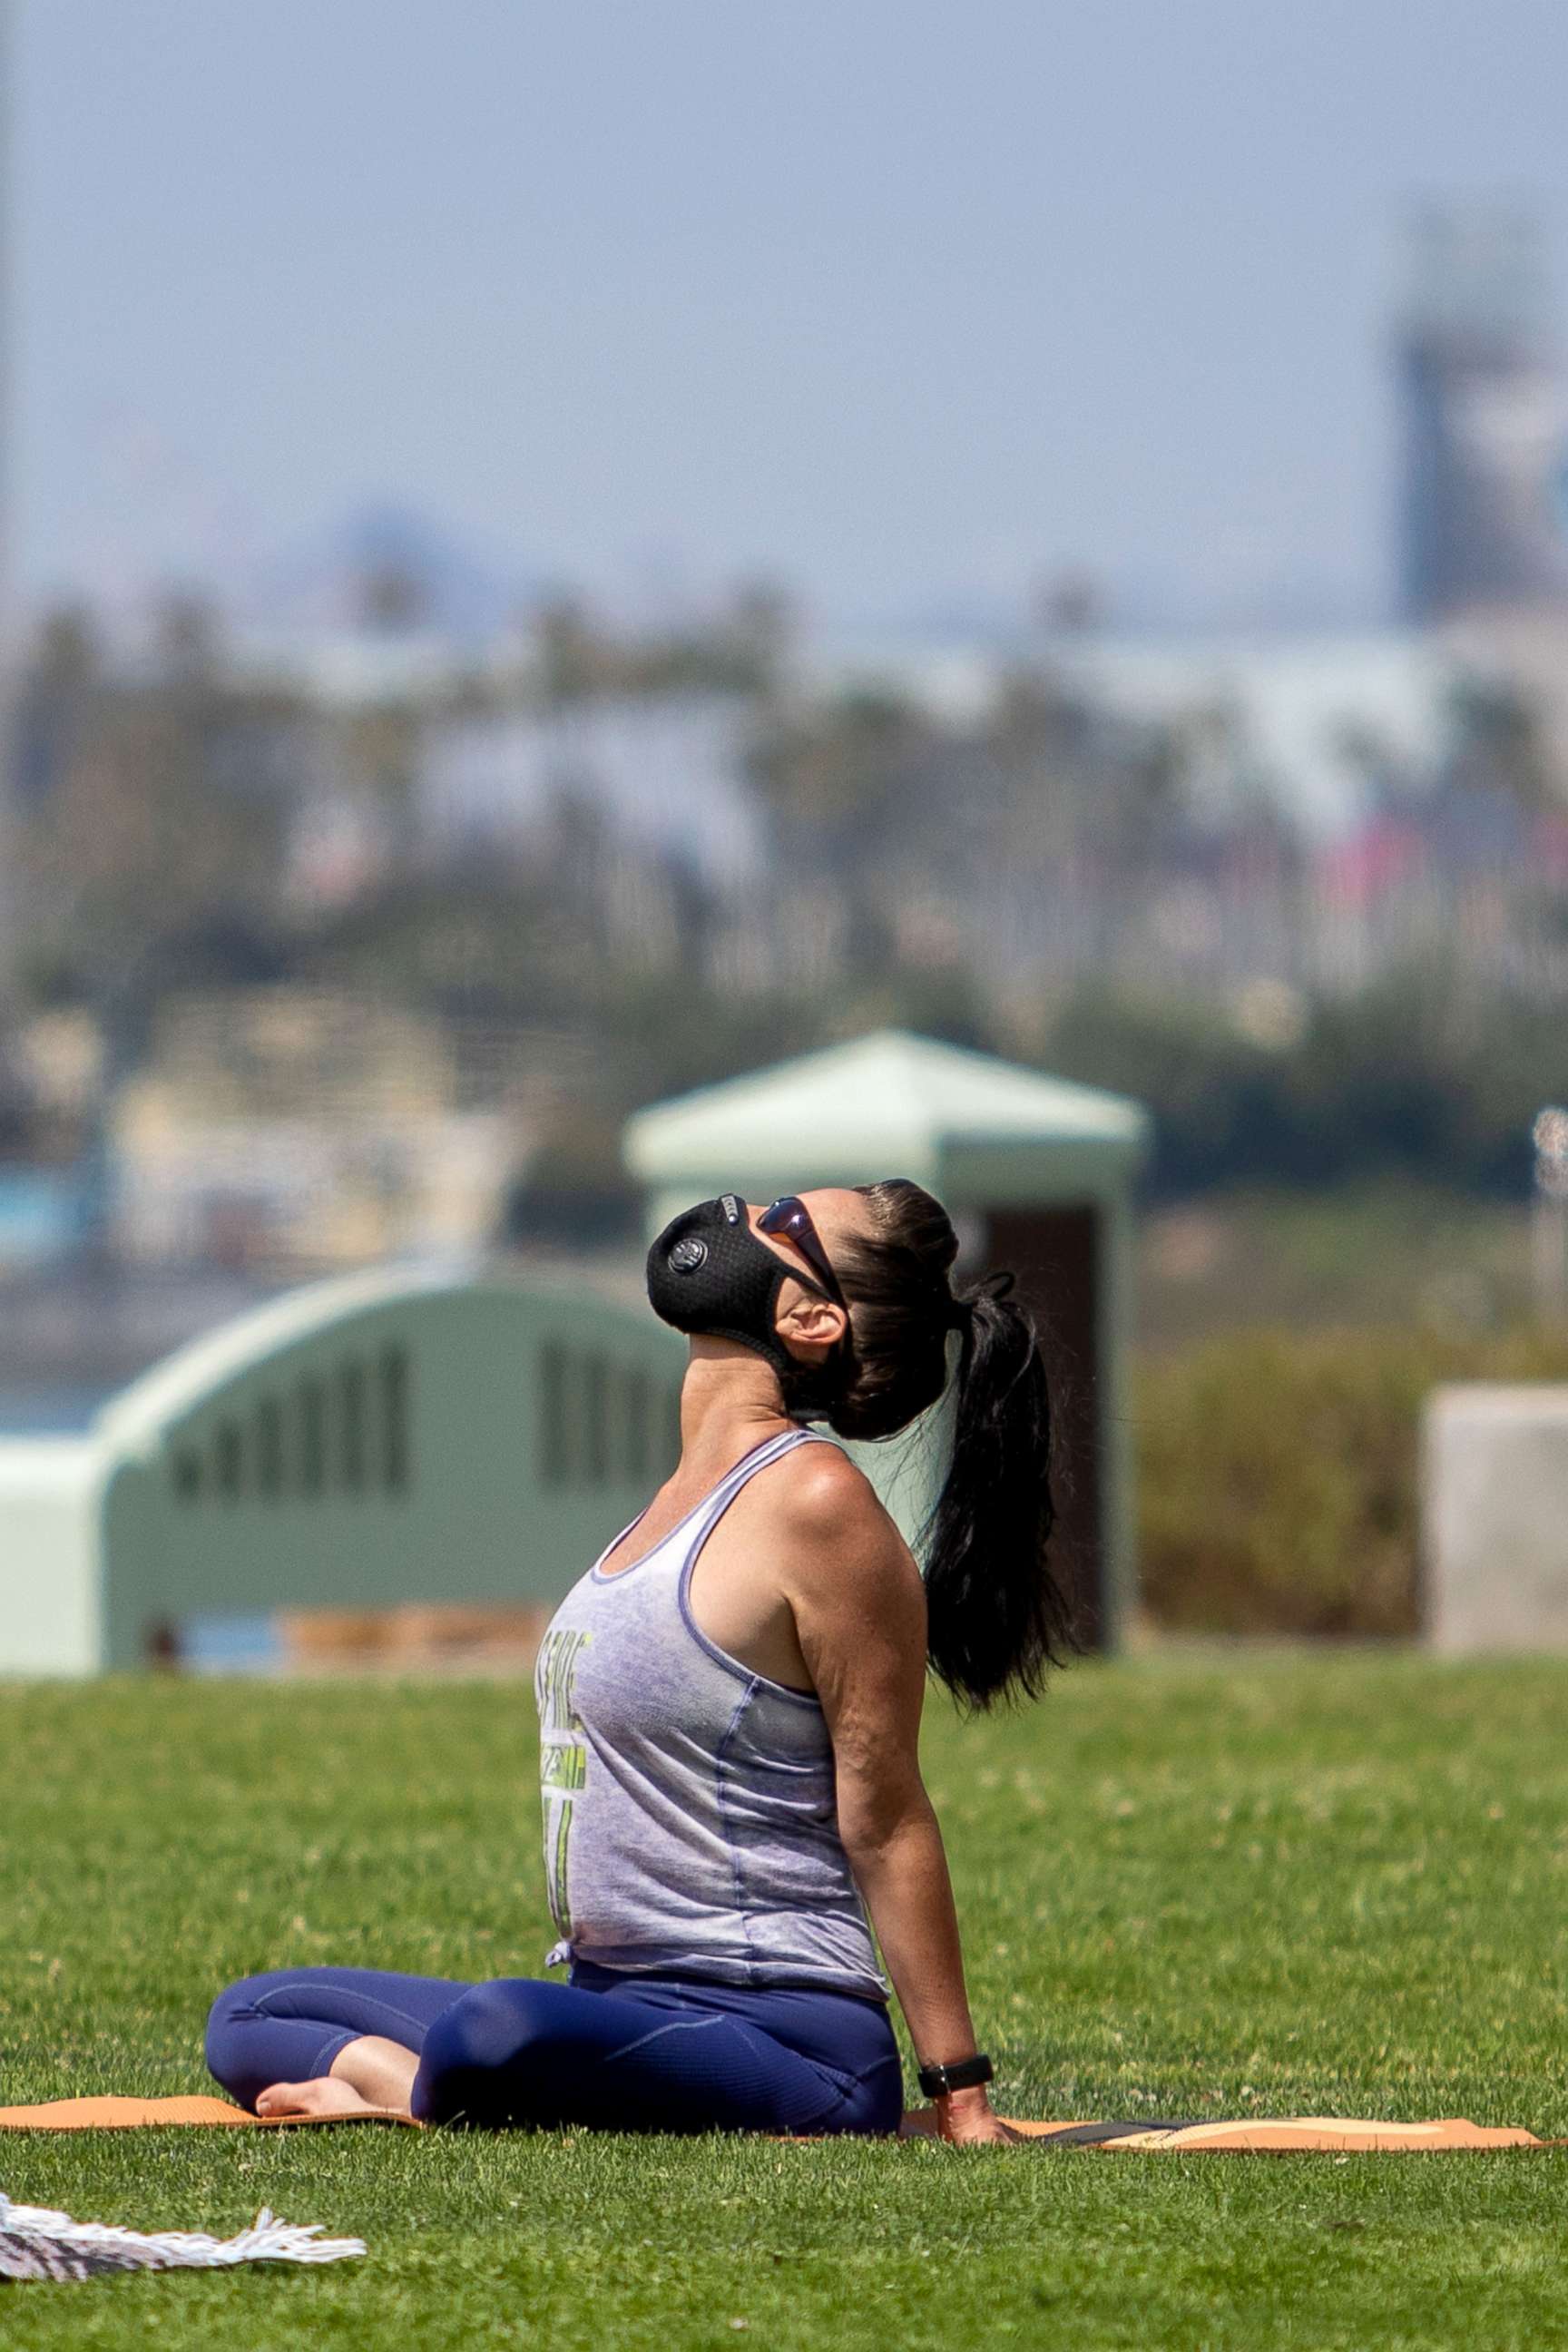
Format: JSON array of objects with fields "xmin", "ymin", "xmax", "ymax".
[{"xmin": 0, "ymin": 2190, "xmax": 365, "ymax": 2281}]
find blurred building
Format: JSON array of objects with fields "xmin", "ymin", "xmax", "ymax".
[
  {"xmin": 1397, "ymin": 205, "xmax": 1568, "ymax": 626},
  {"xmin": 417, "ymin": 694, "xmax": 764, "ymax": 887},
  {"xmin": 1044, "ymin": 631, "xmax": 1461, "ymax": 841},
  {"xmin": 109, "ymin": 990, "xmax": 548, "ymax": 1271}
]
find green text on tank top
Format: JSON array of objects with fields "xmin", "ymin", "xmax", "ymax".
[{"xmin": 534, "ymin": 1624, "xmax": 592, "ymax": 1934}]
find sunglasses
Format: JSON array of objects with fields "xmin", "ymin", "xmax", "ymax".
[{"xmin": 758, "ymin": 1195, "xmax": 848, "ymax": 1310}]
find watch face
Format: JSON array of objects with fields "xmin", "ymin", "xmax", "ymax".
[{"xmin": 668, "ymin": 1236, "xmax": 708, "ymax": 1273}]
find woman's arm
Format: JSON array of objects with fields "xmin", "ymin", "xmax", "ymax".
[{"xmin": 779, "ymin": 1453, "xmax": 1013, "ymax": 2145}]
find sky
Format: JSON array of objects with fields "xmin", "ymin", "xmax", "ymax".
[{"xmin": 15, "ymin": 0, "xmax": 1568, "ymax": 637}]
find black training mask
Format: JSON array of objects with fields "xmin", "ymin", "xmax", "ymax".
[{"xmin": 646, "ymin": 1194, "xmax": 831, "ymax": 1383}]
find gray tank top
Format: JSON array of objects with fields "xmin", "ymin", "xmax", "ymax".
[{"xmin": 534, "ymin": 1426, "xmax": 887, "ymax": 2000}]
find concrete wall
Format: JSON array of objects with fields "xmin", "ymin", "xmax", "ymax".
[
  {"xmin": 1423, "ymin": 1384, "xmax": 1568, "ymax": 1651},
  {"xmin": 0, "ymin": 1441, "xmax": 103, "ymax": 1675}
]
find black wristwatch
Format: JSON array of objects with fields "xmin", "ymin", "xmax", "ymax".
[{"xmin": 917, "ymin": 2052, "xmax": 995, "ymax": 2100}]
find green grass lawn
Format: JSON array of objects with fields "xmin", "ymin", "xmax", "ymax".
[{"xmin": 1, "ymin": 1652, "xmax": 1565, "ymax": 2348}]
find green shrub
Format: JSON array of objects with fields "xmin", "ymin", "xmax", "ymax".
[{"xmin": 1134, "ymin": 1325, "xmax": 1568, "ymax": 1636}]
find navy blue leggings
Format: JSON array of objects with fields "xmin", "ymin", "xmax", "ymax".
[{"xmin": 206, "ymin": 1961, "xmax": 903, "ymax": 2136}]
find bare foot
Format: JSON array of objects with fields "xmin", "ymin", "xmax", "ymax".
[{"xmin": 256, "ymin": 2075, "xmax": 376, "ymax": 2120}]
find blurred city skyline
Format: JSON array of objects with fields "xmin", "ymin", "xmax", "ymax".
[{"xmin": 17, "ymin": 0, "xmax": 1568, "ymax": 637}]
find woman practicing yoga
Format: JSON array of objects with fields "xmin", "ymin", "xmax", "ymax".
[{"xmin": 206, "ymin": 1183, "xmax": 1075, "ymax": 2143}]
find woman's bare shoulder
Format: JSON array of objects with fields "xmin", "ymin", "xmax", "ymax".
[
  {"xmin": 771, "ymin": 1440, "xmax": 923, "ymax": 1603},
  {"xmin": 778, "ymin": 1438, "xmax": 879, "ymax": 1523}
]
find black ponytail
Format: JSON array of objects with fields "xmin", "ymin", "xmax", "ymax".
[
  {"xmin": 920, "ymin": 1270, "xmax": 1080, "ymax": 1710},
  {"xmin": 826, "ymin": 1181, "xmax": 1082, "ymax": 1711}
]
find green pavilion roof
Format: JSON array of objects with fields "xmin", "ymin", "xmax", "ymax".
[{"xmin": 624, "ymin": 1030, "xmax": 1149, "ymax": 1208}]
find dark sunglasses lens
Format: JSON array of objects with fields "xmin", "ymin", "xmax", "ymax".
[{"xmin": 760, "ymin": 1198, "xmax": 842, "ymax": 1301}]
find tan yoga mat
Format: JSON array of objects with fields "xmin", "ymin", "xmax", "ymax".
[
  {"xmin": 0, "ymin": 2098, "xmax": 417, "ymax": 2132},
  {"xmin": 995, "ymin": 2116, "xmax": 1554, "ymax": 2151},
  {"xmin": 0, "ymin": 2096, "xmax": 1557, "ymax": 2148}
]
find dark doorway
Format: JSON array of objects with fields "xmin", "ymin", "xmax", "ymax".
[{"xmin": 985, "ymin": 1205, "xmax": 1103, "ymax": 1647}]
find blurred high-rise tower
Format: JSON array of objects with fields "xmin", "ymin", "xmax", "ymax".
[{"xmin": 1396, "ymin": 205, "xmax": 1568, "ymax": 625}]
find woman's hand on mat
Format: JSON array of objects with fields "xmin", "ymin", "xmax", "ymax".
[{"xmin": 936, "ymin": 2087, "xmax": 1019, "ymax": 2146}]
